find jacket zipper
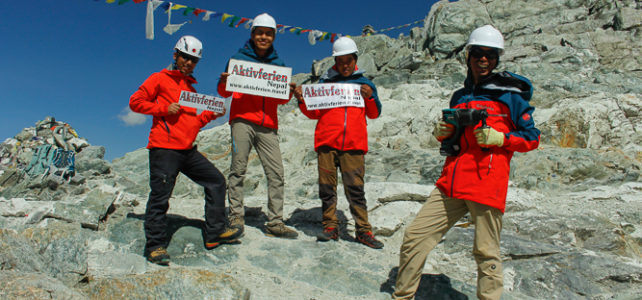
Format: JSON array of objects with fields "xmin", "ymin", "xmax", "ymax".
[
  {"xmin": 449, "ymin": 158, "xmax": 459, "ymax": 197},
  {"xmin": 163, "ymin": 118, "xmax": 171, "ymax": 142},
  {"xmin": 341, "ymin": 107, "xmax": 348, "ymax": 150}
]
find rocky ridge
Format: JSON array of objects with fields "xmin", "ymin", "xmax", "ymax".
[{"xmin": 1, "ymin": 0, "xmax": 641, "ymax": 299}]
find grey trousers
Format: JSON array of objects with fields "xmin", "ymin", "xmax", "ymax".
[{"xmin": 228, "ymin": 119, "xmax": 285, "ymax": 226}]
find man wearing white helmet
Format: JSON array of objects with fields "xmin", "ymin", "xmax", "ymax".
[
  {"xmin": 294, "ymin": 37, "xmax": 384, "ymax": 249},
  {"xmin": 130, "ymin": 35, "xmax": 241, "ymax": 265},
  {"xmin": 218, "ymin": 13, "xmax": 298, "ymax": 239},
  {"xmin": 393, "ymin": 25, "xmax": 540, "ymax": 299}
]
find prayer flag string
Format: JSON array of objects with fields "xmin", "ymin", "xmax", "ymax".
[{"xmin": 99, "ymin": 0, "xmax": 424, "ymax": 45}]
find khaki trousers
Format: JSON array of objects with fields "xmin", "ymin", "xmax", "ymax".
[
  {"xmin": 227, "ymin": 120, "xmax": 285, "ymax": 226},
  {"xmin": 393, "ymin": 188, "xmax": 504, "ymax": 300}
]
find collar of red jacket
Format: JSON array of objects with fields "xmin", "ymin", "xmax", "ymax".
[{"xmin": 163, "ymin": 65, "xmax": 197, "ymax": 84}]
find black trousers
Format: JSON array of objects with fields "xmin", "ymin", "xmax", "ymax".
[{"xmin": 145, "ymin": 147, "xmax": 226, "ymax": 252}]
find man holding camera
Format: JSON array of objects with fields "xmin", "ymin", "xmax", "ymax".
[{"xmin": 393, "ymin": 25, "xmax": 540, "ymax": 300}]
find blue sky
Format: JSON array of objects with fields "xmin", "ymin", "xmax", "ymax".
[{"xmin": 1, "ymin": 0, "xmax": 438, "ymax": 161}]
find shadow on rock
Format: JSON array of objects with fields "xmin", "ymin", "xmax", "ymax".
[
  {"xmin": 242, "ymin": 205, "xmax": 268, "ymax": 230},
  {"xmin": 127, "ymin": 213, "xmax": 207, "ymax": 255},
  {"xmin": 287, "ymin": 207, "xmax": 353, "ymax": 241},
  {"xmin": 380, "ymin": 267, "xmax": 469, "ymax": 300}
]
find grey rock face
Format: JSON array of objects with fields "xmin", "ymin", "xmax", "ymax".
[
  {"xmin": 1, "ymin": 0, "xmax": 641, "ymax": 299},
  {"xmin": 75, "ymin": 145, "xmax": 111, "ymax": 175},
  {"xmin": 81, "ymin": 268, "xmax": 250, "ymax": 299},
  {"xmin": 0, "ymin": 271, "xmax": 86, "ymax": 300}
]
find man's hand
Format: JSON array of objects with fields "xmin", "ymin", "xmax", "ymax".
[
  {"xmin": 219, "ymin": 72, "xmax": 229, "ymax": 85},
  {"xmin": 474, "ymin": 127, "xmax": 505, "ymax": 147},
  {"xmin": 214, "ymin": 107, "xmax": 226, "ymax": 118},
  {"xmin": 293, "ymin": 85, "xmax": 304, "ymax": 101},
  {"xmin": 360, "ymin": 84, "xmax": 373, "ymax": 100},
  {"xmin": 288, "ymin": 82, "xmax": 298, "ymax": 102},
  {"xmin": 167, "ymin": 103, "xmax": 181, "ymax": 115},
  {"xmin": 433, "ymin": 121, "xmax": 455, "ymax": 141}
]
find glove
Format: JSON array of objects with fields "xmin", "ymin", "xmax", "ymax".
[
  {"xmin": 433, "ymin": 121, "xmax": 455, "ymax": 141},
  {"xmin": 474, "ymin": 127, "xmax": 505, "ymax": 147}
]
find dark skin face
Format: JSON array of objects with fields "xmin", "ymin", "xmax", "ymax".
[
  {"xmin": 173, "ymin": 52, "xmax": 199, "ymax": 76},
  {"xmin": 469, "ymin": 46, "xmax": 498, "ymax": 84},
  {"xmin": 251, "ymin": 26, "xmax": 275, "ymax": 58},
  {"xmin": 334, "ymin": 54, "xmax": 357, "ymax": 77}
]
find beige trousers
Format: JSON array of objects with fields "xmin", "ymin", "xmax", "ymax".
[
  {"xmin": 393, "ymin": 188, "xmax": 504, "ymax": 300},
  {"xmin": 227, "ymin": 120, "xmax": 285, "ymax": 226}
]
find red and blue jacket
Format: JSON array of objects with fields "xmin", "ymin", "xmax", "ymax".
[
  {"xmin": 298, "ymin": 66, "xmax": 382, "ymax": 153},
  {"xmin": 130, "ymin": 67, "xmax": 218, "ymax": 150},
  {"xmin": 217, "ymin": 40, "xmax": 290, "ymax": 129},
  {"xmin": 435, "ymin": 71, "xmax": 540, "ymax": 212}
]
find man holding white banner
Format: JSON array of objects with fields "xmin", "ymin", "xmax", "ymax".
[
  {"xmin": 130, "ymin": 36, "xmax": 240, "ymax": 266},
  {"xmin": 217, "ymin": 13, "xmax": 298, "ymax": 239},
  {"xmin": 294, "ymin": 37, "xmax": 384, "ymax": 249}
]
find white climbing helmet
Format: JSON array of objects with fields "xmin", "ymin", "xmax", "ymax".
[
  {"xmin": 332, "ymin": 37, "xmax": 359, "ymax": 57},
  {"xmin": 466, "ymin": 25, "xmax": 504, "ymax": 55},
  {"xmin": 175, "ymin": 35, "xmax": 203, "ymax": 58},
  {"xmin": 251, "ymin": 13, "xmax": 277, "ymax": 30}
]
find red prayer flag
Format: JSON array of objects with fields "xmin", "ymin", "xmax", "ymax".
[{"xmin": 236, "ymin": 17, "xmax": 249, "ymax": 28}]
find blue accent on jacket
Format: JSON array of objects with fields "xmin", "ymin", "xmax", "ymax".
[{"xmin": 230, "ymin": 39, "xmax": 285, "ymax": 66}]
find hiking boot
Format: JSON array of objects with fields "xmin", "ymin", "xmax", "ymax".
[
  {"xmin": 147, "ymin": 247, "xmax": 170, "ymax": 265},
  {"xmin": 205, "ymin": 227, "xmax": 243, "ymax": 250},
  {"xmin": 356, "ymin": 231, "xmax": 384, "ymax": 249},
  {"xmin": 229, "ymin": 216, "xmax": 245, "ymax": 233},
  {"xmin": 317, "ymin": 227, "xmax": 339, "ymax": 242},
  {"xmin": 264, "ymin": 223, "xmax": 298, "ymax": 239}
]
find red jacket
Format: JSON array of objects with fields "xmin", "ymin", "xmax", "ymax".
[
  {"xmin": 435, "ymin": 72, "xmax": 540, "ymax": 212},
  {"xmin": 298, "ymin": 68, "xmax": 381, "ymax": 153},
  {"xmin": 217, "ymin": 40, "xmax": 290, "ymax": 129},
  {"xmin": 130, "ymin": 68, "xmax": 217, "ymax": 150},
  {"xmin": 217, "ymin": 83, "xmax": 289, "ymax": 129}
]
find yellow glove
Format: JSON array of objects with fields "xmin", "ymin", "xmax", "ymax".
[
  {"xmin": 474, "ymin": 127, "xmax": 505, "ymax": 147},
  {"xmin": 433, "ymin": 121, "xmax": 455, "ymax": 141}
]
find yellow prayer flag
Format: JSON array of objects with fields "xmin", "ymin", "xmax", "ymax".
[
  {"xmin": 172, "ymin": 4, "xmax": 186, "ymax": 10},
  {"xmin": 221, "ymin": 13, "xmax": 232, "ymax": 23}
]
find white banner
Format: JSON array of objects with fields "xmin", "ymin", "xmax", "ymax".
[
  {"xmin": 301, "ymin": 83, "xmax": 364, "ymax": 110},
  {"xmin": 226, "ymin": 59, "xmax": 292, "ymax": 100},
  {"xmin": 178, "ymin": 91, "xmax": 226, "ymax": 114}
]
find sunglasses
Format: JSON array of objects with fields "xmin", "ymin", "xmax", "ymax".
[
  {"xmin": 178, "ymin": 52, "xmax": 200, "ymax": 63},
  {"xmin": 469, "ymin": 47, "xmax": 499, "ymax": 60}
]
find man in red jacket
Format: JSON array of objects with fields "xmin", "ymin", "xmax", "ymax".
[
  {"xmin": 130, "ymin": 36, "xmax": 240, "ymax": 266},
  {"xmin": 294, "ymin": 37, "xmax": 384, "ymax": 249},
  {"xmin": 217, "ymin": 13, "xmax": 298, "ymax": 239},
  {"xmin": 393, "ymin": 25, "xmax": 540, "ymax": 300}
]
